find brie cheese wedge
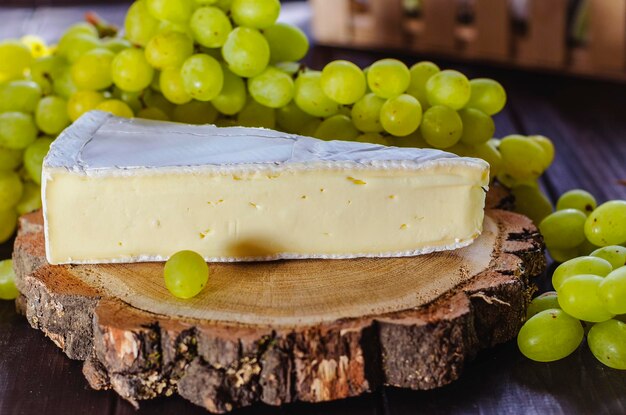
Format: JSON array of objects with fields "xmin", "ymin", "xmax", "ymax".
[{"xmin": 42, "ymin": 111, "xmax": 489, "ymax": 265}]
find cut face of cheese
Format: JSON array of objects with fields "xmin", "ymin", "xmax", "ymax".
[{"xmin": 42, "ymin": 111, "xmax": 489, "ymax": 265}]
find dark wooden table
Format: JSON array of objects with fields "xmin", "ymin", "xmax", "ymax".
[{"xmin": 1, "ymin": 4, "xmax": 625, "ymax": 415}]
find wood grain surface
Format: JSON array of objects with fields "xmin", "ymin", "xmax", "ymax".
[
  {"xmin": 0, "ymin": 4, "xmax": 625, "ymax": 415},
  {"xmin": 12, "ymin": 208, "xmax": 544, "ymax": 413}
]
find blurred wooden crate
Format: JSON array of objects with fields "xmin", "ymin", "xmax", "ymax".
[{"xmin": 310, "ymin": 0, "xmax": 626, "ymax": 81}]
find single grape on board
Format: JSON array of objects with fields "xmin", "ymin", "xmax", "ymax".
[{"xmin": 163, "ymin": 250, "xmax": 209, "ymax": 299}]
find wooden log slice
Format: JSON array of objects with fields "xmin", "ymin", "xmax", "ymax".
[{"xmin": 12, "ymin": 207, "xmax": 544, "ymax": 413}]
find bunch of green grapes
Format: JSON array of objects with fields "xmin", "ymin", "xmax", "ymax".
[
  {"xmin": 0, "ymin": 0, "xmax": 562, "ymax": 294},
  {"xmin": 538, "ymin": 190, "xmax": 626, "ymax": 262},
  {"xmin": 518, "ymin": 245, "xmax": 626, "ymax": 369}
]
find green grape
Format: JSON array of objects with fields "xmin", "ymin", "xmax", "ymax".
[
  {"xmin": 143, "ymin": 90, "xmax": 175, "ymax": 116},
  {"xmin": 137, "ymin": 107, "xmax": 170, "ymax": 121},
  {"xmin": 527, "ymin": 291, "xmax": 560, "ymax": 319},
  {"xmin": 499, "ymin": 135, "xmax": 546, "ymax": 180},
  {"xmin": 181, "ymin": 54, "xmax": 224, "ymax": 101},
  {"xmin": 62, "ymin": 22, "xmax": 98, "ymax": 39},
  {"xmin": 558, "ymin": 275, "xmax": 614, "ymax": 322},
  {"xmin": 71, "ymin": 48, "xmax": 114, "ymax": 91},
  {"xmin": 163, "ymin": 250, "xmax": 209, "ymax": 299},
  {"xmin": 30, "ymin": 55, "xmax": 66, "ymax": 95},
  {"xmin": 150, "ymin": 70, "xmax": 162, "ymax": 91},
  {"xmin": 588, "ymin": 319, "xmax": 626, "ymax": 370},
  {"xmin": 0, "ymin": 112, "xmax": 38, "ymax": 150},
  {"xmin": 0, "ymin": 40, "xmax": 32, "ymax": 82},
  {"xmin": 0, "ymin": 170, "xmax": 23, "ymax": 210},
  {"xmin": 351, "ymin": 93, "xmax": 384, "ymax": 133},
  {"xmin": 52, "ymin": 64, "xmax": 78, "ymax": 99},
  {"xmin": 599, "ymin": 267, "xmax": 626, "ymax": 315},
  {"xmin": 276, "ymin": 102, "xmax": 315, "ymax": 134},
  {"xmin": 356, "ymin": 132, "xmax": 388, "ymax": 146},
  {"xmin": 584, "ymin": 201, "xmax": 626, "ymax": 246},
  {"xmin": 160, "ymin": 67, "xmax": 192, "ymax": 105},
  {"xmin": 195, "ymin": 0, "xmax": 218, "ymax": 4},
  {"xmin": 56, "ymin": 33, "xmax": 100, "ymax": 64},
  {"xmin": 212, "ymin": 65, "xmax": 246, "ymax": 115},
  {"xmin": 549, "ymin": 247, "xmax": 580, "ymax": 263},
  {"xmin": 144, "ymin": 31, "xmax": 194, "ymax": 70},
  {"xmin": 23, "ymin": 138, "xmax": 54, "ymax": 185},
  {"xmin": 103, "ymin": 37, "xmax": 132, "ymax": 54},
  {"xmin": 511, "ymin": 185, "xmax": 553, "ymax": 225},
  {"xmin": 231, "ymin": 0, "xmax": 280, "ymax": 29},
  {"xmin": 425, "ymin": 70, "xmax": 471, "ymax": 110},
  {"xmin": 0, "ymin": 208, "xmax": 17, "ymax": 243},
  {"xmin": 539, "ymin": 209, "xmax": 587, "ymax": 249},
  {"xmin": 458, "ymin": 108, "xmax": 494, "ymax": 145},
  {"xmin": 380, "ymin": 94, "xmax": 422, "ymax": 137},
  {"xmin": 172, "ymin": 101, "xmax": 218, "ymax": 124},
  {"xmin": 420, "ymin": 105, "xmax": 462, "ymax": 149},
  {"xmin": 517, "ymin": 308, "xmax": 583, "ymax": 362},
  {"xmin": 247, "ymin": 66, "xmax": 294, "ymax": 109},
  {"xmin": 577, "ymin": 238, "xmax": 600, "ymax": 256},
  {"xmin": 367, "ymin": 59, "xmax": 410, "ymax": 99},
  {"xmin": 294, "ymin": 71, "xmax": 340, "ymax": 118},
  {"xmin": 222, "ymin": 27, "xmax": 270, "ymax": 78},
  {"xmin": 591, "ymin": 246, "xmax": 626, "ymax": 269},
  {"xmin": 20, "ymin": 34, "xmax": 48, "ymax": 58},
  {"xmin": 147, "ymin": 0, "xmax": 194, "ymax": 23},
  {"xmin": 552, "ymin": 256, "xmax": 613, "ymax": 291},
  {"xmin": 0, "ymin": 80, "xmax": 42, "ymax": 113},
  {"xmin": 0, "ymin": 147, "xmax": 23, "ymax": 171},
  {"xmin": 528, "ymin": 135, "xmax": 554, "ymax": 169},
  {"xmin": 406, "ymin": 61, "xmax": 440, "ymax": 108},
  {"xmin": 313, "ymin": 115, "xmax": 359, "ymax": 141},
  {"xmin": 389, "ymin": 130, "xmax": 430, "ymax": 148},
  {"xmin": 275, "ymin": 61, "xmax": 301, "ymax": 76},
  {"xmin": 471, "ymin": 140, "xmax": 502, "ymax": 180},
  {"xmin": 112, "ymin": 48, "xmax": 155, "ymax": 92},
  {"xmin": 190, "ymin": 7, "xmax": 232, "ymax": 48},
  {"xmin": 214, "ymin": 0, "xmax": 233, "ymax": 11},
  {"xmin": 264, "ymin": 23, "xmax": 309, "ymax": 63},
  {"xmin": 337, "ymin": 106, "xmax": 351, "ymax": 117},
  {"xmin": 67, "ymin": 91, "xmax": 105, "ymax": 122},
  {"xmin": 16, "ymin": 181, "xmax": 41, "ymax": 215},
  {"xmin": 556, "ymin": 189, "xmax": 597, "ymax": 215},
  {"xmin": 466, "ymin": 78, "xmax": 507, "ymax": 115},
  {"xmin": 125, "ymin": 0, "xmax": 160, "ymax": 47},
  {"xmin": 96, "ymin": 100, "xmax": 135, "ymax": 118},
  {"xmin": 299, "ymin": 119, "xmax": 321, "ymax": 137},
  {"xmin": 0, "ymin": 259, "xmax": 19, "ymax": 300},
  {"xmin": 320, "ymin": 60, "xmax": 366, "ymax": 105},
  {"xmin": 237, "ymin": 99, "xmax": 275, "ymax": 129},
  {"xmin": 114, "ymin": 88, "xmax": 143, "ymax": 113},
  {"xmin": 35, "ymin": 96, "xmax": 70, "ymax": 135}
]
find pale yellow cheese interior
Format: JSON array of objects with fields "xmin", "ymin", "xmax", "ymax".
[{"xmin": 44, "ymin": 164, "xmax": 488, "ymax": 264}]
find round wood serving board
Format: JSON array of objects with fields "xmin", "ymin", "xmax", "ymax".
[{"xmin": 13, "ymin": 206, "xmax": 544, "ymax": 413}]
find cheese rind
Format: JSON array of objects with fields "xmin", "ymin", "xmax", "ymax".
[{"xmin": 43, "ymin": 111, "xmax": 489, "ymax": 265}]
